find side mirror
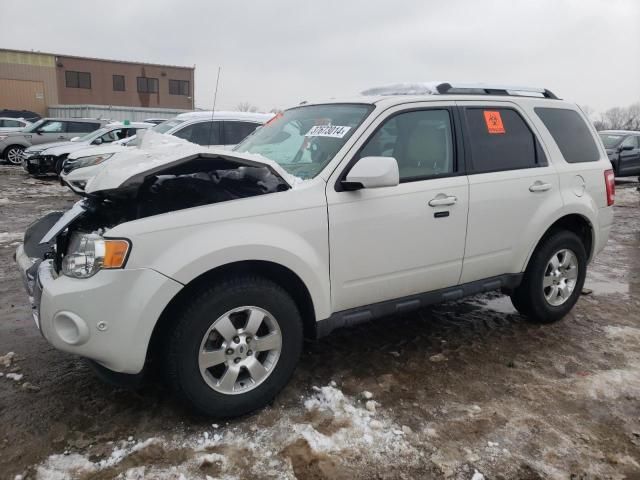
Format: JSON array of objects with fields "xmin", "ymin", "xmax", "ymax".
[
  {"xmin": 92, "ymin": 137, "xmax": 103, "ymax": 145},
  {"xmin": 620, "ymin": 144, "xmax": 634, "ymax": 152},
  {"xmin": 35, "ymin": 129, "xmax": 43, "ymax": 135},
  {"xmin": 342, "ymin": 156, "xmax": 399, "ymax": 190}
]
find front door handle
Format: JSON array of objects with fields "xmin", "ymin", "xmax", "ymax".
[
  {"xmin": 529, "ymin": 182, "xmax": 552, "ymax": 192},
  {"xmin": 429, "ymin": 195, "xmax": 457, "ymax": 207}
]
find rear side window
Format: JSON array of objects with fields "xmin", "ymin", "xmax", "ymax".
[
  {"xmin": 173, "ymin": 121, "xmax": 222, "ymax": 145},
  {"xmin": 67, "ymin": 122, "xmax": 99, "ymax": 133},
  {"xmin": 223, "ymin": 121, "xmax": 259, "ymax": 144},
  {"xmin": 535, "ymin": 108, "xmax": 600, "ymax": 163},
  {"xmin": 464, "ymin": 108, "xmax": 540, "ymax": 173}
]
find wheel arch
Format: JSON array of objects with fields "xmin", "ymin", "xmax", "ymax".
[
  {"xmin": 523, "ymin": 213, "xmax": 594, "ymax": 272},
  {"xmin": 147, "ymin": 260, "xmax": 317, "ymax": 366}
]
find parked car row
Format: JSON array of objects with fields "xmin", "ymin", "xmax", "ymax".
[{"xmin": 15, "ymin": 82, "xmax": 615, "ymax": 418}]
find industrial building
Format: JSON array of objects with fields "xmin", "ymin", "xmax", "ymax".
[{"xmin": 0, "ymin": 48, "xmax": 195, "ymax": 120}]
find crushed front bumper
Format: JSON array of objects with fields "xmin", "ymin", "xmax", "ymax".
[{"xmin": 23, "ymin": 154, "xmax": 58, "ymax": 175}]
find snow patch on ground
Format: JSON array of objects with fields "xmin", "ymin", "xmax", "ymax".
[
  {"xmin": 0, "ymin": 232, "xmax": 22, "ymax": 243},
  {"xmin": 34, "ymin": 386, "xmax": 421, "ymax": 479}
]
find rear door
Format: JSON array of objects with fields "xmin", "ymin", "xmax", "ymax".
[
  {"xmin": 172, "ymin": 121, "xmax": 223, "ymax": 146},
  {"xmin": 458, "ymin": 102, "xmax": 561, "ymax": 283},
  {"xmin": 222, "ymin": 121, "xmax": 261, "ymax": 148}
]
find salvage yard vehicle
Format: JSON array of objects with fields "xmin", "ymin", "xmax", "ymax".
[
  {"xmin": 599, "ymin": 130, "xmax": 640, "ymax": 177},
  {"xmin": 60, "ymin": 111, "xmax": 273, "ymax": 192},
  {"xmin": 22, "ymin": 121, "xmax": 153, "ymax": 176},
  {"xmin": 0, "ymin": 117, "xmax": 106, "ymax": 165},
  {"xmin": 16, "ymin": 82, "xmax": 614, "ymax": 418},
  {"xmin": 0, "ymin": 117, "xmax": 32, "ymax": 133}
]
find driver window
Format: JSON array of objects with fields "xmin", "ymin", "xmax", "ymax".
[
  {"xmin": 360, "ymin": 109, "xmax": 454, "ymax": 181},
  {"xmin": 39, "ymin": 121, "xmax": 64, "ymax": 133},
  {"xmin": 100, "ymin": 130, "xmax": 121, "ymax": 143},
  {"xmin": 621, "ymin": 136, "xmax": 639, "ymax": 149}
]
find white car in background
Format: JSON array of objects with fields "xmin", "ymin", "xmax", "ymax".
[
  {"xmin": 23, "ymin": 121, "xmax": 153, "ymax": 175},
  {"xmin": 61, "ymin": 111, "xmax": 273, "ymax": 192},
  {"xmin": 0, "ymin": 117, "xmax": 32, "ymax": 133}
]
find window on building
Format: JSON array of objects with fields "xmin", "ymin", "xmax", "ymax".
[
  {"xmin": 359, "ymin": 109, "xmax": 455, "ymax": 181},
  {"xmin": 65, "ymin": 71, "xmax": 91, "ymax": 89},
  {"xmin": 137, "ymin": 76, "xmax": 159, "ymax": 93},
  {"xmin": 169, "ymin": 79, "xmax": 190, "ymax": 96},
  {"xmin": 535, "ymin": 107, "xmax": 600, "ymax": 163},
  {"xmin": 113, "ymin": 75, "xmax": 125, "ymax": 92},
  {"xmin": 223, "ymin": 121, "xmax": 260, "ymax": 145},
  {"xmin": 463, "ymin": 108, "xmax": 541, "ymax": 173}
]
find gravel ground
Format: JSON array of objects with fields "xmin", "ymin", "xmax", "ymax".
[{"xmin": 1, "ymin": 165, "xmax": 640, "ymax": 480}]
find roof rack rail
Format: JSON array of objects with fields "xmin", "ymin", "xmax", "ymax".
[
  {"xmin": 436, "ymin": 82, "xmax": 559, "ymax": 99},
  {"xmin": 360, "ymin": 82, "xmax": 560, "ymax": 99}
]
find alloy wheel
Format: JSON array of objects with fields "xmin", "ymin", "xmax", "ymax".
[
  {"xmin": 543, "ymin": 248, "xmax": 579, "ymax": 306},
  {"xmin": 198, "ymin": 306, "xmax": 282, "ymax": 395}
]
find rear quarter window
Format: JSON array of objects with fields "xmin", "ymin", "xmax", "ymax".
[{"xmin": 534, "ymin": 107, "xmax": 600, "ymax": 163}]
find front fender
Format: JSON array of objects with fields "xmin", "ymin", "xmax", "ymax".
[{"xmin": 124, "ymin": 215, "xmax": 331, "ymax": 321}]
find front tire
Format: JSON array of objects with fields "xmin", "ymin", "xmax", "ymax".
[
  {"xmin": 511, "ymin": 230, "xmax": 587, "ymax": 323},
  {"xmin": 165, "ymin": 275, "xmax": 303, "ymax": 417},
  {"xmin": 4, "ymin": 145, "xmax": 25, "ymax": 165}
]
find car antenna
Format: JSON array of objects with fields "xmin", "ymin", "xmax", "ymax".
[{"xmin": 209, "ymin": 66, "xmax": 222, "ymax": 146}]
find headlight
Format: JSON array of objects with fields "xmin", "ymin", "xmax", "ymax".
[
  {"xmin": 66, "ymin": 153, "xmax": 114, "ymax": 172},
  {"xmin": 62, "ymin": 234, "xmax": 130, "ymax": 278}
]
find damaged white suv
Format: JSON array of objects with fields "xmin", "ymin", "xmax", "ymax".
[{"xmin": 16, "ymin": 83, "xmax": 614, "ymax": 417}]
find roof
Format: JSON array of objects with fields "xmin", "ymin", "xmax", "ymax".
[
  {"xmin": 0, "ymin": 48, "xmax": 194, "ymax": 70},
  {"xmin": 175, "ymin": 111, "xmax": 275, "ymax": 122},
  {"xmin": 104, "ymin": 121, "xmax": 155, "ymax": 128}
]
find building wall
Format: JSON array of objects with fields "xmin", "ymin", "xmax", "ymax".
[
  {"xmin": 55, "ymin": 56, "xmax": 194, "ymax": 110},
  {"xmin": 0, "ymin": 50, "xmax": 58, "ymax": 115}
]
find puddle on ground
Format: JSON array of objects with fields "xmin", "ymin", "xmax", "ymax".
[{"xmin": 584, "ymin": 269, "xmax": 629, "ymax": 296}]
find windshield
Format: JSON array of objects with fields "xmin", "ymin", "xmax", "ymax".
[
  {"xmin": 152, "ymin": 119, "xmax": 185, "ymax": 134},
  {"xmin": 234, "ymin": 104, "xmax": 373, "ymax": 179},
  {"xmin": 599, "ymin": 133, "xmax": 625, "ymax": 149},
  {"xmin": 24, "ymin": 119, "xmax": 46, "ymax": 133}
]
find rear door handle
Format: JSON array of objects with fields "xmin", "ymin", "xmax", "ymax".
[
  {"xmin": 429, "ymin": 195, "xmax": 457, "ymax": 207},
  {"xmin": 529, "ymin": 182, "xmax": 552, "ymax": 192}
]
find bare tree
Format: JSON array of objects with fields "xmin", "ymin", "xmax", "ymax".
[
  {"xmin": 599, "ymin": 103, "xmax": 640, "ymax": 131},
  {"xmin": 236, "ymin": 102, "xmax": 259, "ymax": 113}
]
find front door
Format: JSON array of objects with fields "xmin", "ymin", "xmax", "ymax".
[
  {"xmin": 618, "ymin": 135, "xmax": 640, "ymax": 176},
  {"xmin": 31, "ymin": 120, "xmax": 67, "ymax": 145},
  {"xmin": 326, "ymin": 105, "xmax": 469, "ymax": 312}
]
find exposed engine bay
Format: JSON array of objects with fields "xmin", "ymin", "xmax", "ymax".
[{"xmin": 27, "ymin": 154, "xmax": 291, "ymax": 272}]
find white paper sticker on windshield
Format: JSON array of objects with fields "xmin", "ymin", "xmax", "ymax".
[{"xmin": 305, "ymin": 125, "xmax": 351, "ymax": 138}]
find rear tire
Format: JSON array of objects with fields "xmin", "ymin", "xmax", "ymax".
[
  {"xmin": 165, "ymin": 275, "xmax": 303, "ymax": 418},
  {"xmin": 510, "ymin": 230, "xmax": 587, "ymax": 323},
  {"xmin": 4, "ymin": 145, "xmax": 25, "ymax": 165}
]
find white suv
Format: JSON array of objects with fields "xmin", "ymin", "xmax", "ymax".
[{"xmin": 16, "ymin": 83, "xmax": 614, "ymax": 417}]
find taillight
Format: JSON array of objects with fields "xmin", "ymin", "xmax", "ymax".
[{"xmin": 604, "ymin": 169, "xmax": 615, "ymax": 206}]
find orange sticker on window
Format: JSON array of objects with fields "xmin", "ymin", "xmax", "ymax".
[{"xmin": 483, "ymin": 110, "xmax": 505, "ymax": 134}]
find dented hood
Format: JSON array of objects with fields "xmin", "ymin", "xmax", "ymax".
[{"xmin": 84, "ymin": 143, "xmax": 297, "ymax": 195}]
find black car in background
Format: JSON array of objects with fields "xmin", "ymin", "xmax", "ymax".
[{"xmin": 599, "ymin": 130, "xmax": 640, "ymax": 177}]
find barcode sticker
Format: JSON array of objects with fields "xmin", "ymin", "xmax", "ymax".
[{"xmin": 305, "ymin": 125, "xmax": 351, "ymax": 138}]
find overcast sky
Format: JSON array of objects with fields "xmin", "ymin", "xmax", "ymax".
[{"xmin": 1, "ymin": 0, "xmax": 638, "ymax": 113}]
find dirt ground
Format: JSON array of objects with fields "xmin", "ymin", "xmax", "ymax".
[{"xmin": 1, "ymin": 164, "xmax": 640, "ymax": 480}]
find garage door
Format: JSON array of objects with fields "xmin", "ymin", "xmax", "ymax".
[{"xmin": 0, "ymin": 79, "xmax": 46, "ymax": 115}]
